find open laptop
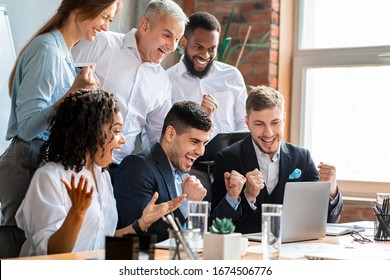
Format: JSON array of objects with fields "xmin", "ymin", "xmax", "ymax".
[
  {"xmin": 196, "ymin": 131, "xmax": 249, "ymax": 163},
  {"xmin": 244, "ymin": 181, "xmax": 330, "ymax": 243}
]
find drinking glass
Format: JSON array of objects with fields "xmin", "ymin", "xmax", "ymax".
[
  {"xmin": 187, "ymin": 201, "xmax": 209, "ymax": 239},
  {"xmin": 262, "ymin": 204, "xmax": 283, "ymax": 260}
]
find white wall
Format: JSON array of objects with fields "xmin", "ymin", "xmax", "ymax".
[
  {"xmin": 2, "ymin": 0, "xmax": 62, "ymax": 53},
  {"xmin": 3, "ymin": 0, "xmax": 133, "ymax": 53}
]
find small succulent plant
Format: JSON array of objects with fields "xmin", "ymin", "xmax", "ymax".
[{"xmin": 209, "ymin": 217, "xmax": 235, "ymax": 234}]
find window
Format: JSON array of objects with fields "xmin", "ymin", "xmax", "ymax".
[
  {"xmin": 292, "ymin": 0, "xmax": 390, "ymax": 197},
  {"xmin": 299, "ymin": 0, "xmax": 390, "ymax": 49}
]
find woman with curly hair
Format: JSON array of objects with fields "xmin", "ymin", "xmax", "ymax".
[
  {"xmin": 15, "ymin": 89, "xmax": 185, "ymax": 256},
  {"xmin": 0, "ymin": 0, "xmax": 121, "ymax": 226}
]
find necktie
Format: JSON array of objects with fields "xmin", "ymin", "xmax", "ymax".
[{"xmin": 175, "ymin": 170, "xmax": 188, "ymax": 219}]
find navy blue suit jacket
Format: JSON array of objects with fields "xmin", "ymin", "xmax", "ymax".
[
  {"xmin": 114, "ymin": 143, "xmax": 185, "ymax": 241},
  {"xmin": 210, "ymin": 135, "xmax": 343, "ymax": 234}
]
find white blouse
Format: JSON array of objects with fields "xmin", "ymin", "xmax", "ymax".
[{"xmin": 16, "ymin": 162, "xmax": 117, "ymax": 256}]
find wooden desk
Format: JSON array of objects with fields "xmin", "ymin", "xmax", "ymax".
[
  {"xmin": 9, "ymin": 250, "xmax": 106, "ymax": 260},
  {"xmin": 7, "ymin": 235, "xmax": 356, "ymax": 260}
]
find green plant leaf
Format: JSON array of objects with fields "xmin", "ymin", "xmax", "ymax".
[
  {"xmin": 218, "ymin": 37, "xmax": 232, "ymax": 62},
  {"xmin": 209, "ymin": 217, "xmax": 235, "ymax": 234},
  {"xmin": 222, "ymin": 2, "xmax": 236, "ymax": 43},
  {"xmin": 218, "ymin": 1, "xmax": 236, "ymax": 61},
  {"xmin": 176, "ymin": 45, "xmax": 184, "ymax": 55},
  {"xmin": 238, "ymin": 31, "xmax": 272, "ymax": 66},
  {"xmin": 224, "ymin": 31, "xmax": 272, "ymax": 66}
]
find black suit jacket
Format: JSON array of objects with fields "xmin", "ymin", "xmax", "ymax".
[
  {"xmin": 211, "ymin": 135, "xmax": 343, "ymax": 234},
  {"xmin": 114, "ymin": 143, "xmax": 185, "ymax": 241}
]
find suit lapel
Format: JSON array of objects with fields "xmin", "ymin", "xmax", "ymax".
[
  {"xmin": 278, "ymin": 142, "xmax": 292, "ymax": 191},
  {"xmin": 241, "ymin": 136, "xmax": 259, "ymax": 172},
  {"xmin": 151, "ymin": 143, "xmax": 177, "ymax": 200}
]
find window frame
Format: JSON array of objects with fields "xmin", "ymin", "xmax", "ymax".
[{"xmin": 291, "ymin": 0, "xmax": 390, "ymax": 199}]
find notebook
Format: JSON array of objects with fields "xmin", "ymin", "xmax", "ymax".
[
  {"xmin": 244, "ymin": 181, "xmax": 331, "ymax": 243},
  {"xmin": 196, "ymin": 131, "xmax": 249, "ymax": 162},
  {"xmin": 325, "ymin": 223, "xmax": 365, "ymax": 236}
]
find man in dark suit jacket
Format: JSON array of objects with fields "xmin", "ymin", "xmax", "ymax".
[
  {"xmin": 114, "ymin": 101, "xmax": 212, "ymax": 241},
  {"xmin": 210, "ymin": 85, "xmax": 343, "ymax": 234}
]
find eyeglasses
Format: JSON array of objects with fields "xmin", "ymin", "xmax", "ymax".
[{"xmin": 350, "ymin": 231, "xmax": 373, "ymax": 244}]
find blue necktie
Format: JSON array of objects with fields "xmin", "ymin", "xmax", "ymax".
[{"xmin": 175, "ymin": 170, "xmax": 188, "ymax": 219}]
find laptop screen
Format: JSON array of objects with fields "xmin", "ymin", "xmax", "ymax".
[{"xmin": 281, "ymin": 181, "xmax": 330, "ymax": 243}]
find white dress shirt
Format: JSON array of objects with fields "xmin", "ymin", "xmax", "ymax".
[
  {"xmin": 167, "ymin": 57, "xmax": 247, "ymax": 138},
  {"xmin": 15, "ymin": 162, "xmax": 118, "ymax": 256},
  {"xmin": 253, "ymin": 139, "xmax": 281, "ymax": 194},
  {"xmin": 72, "ymin": 30, "xmax": 172, "ymax": 164}
]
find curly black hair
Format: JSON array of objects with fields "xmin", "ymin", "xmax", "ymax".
[{"xmin": 41, "ymin": 89, "xmax": 120, "ymax": 172}]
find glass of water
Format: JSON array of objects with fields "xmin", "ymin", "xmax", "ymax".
[
  {"xmin": 261, "ymin": 204, "xmax": 283, "ymax": 260},
  {"xmin": 187, "ymin": 201, "xmax": 209, "ymax": 239}
]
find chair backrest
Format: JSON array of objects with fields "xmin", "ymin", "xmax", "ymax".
[{"xmin": 0, "ymin": 225, "xmax": 26, "ymax": 258}]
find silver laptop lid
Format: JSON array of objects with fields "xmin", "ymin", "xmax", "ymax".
[{"xmin": 281, "ymin": 181, "xmax": 330, "ymax": 243}]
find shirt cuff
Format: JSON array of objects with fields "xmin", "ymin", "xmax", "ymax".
[
  {"xmin": 225, "ymin": 193, "xmax": 241, "ymax": 210},
  {"xmin": 329, "ymin": 187, "xmax": 340, "ymax": 205},
  {"xmin": 244, "ymin": 192, "xmax": 257, "ymax": 210}
]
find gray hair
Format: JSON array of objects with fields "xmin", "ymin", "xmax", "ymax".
[{"xmin": 143, "ymin": 0, "xmax": 188, "ymax": 26}]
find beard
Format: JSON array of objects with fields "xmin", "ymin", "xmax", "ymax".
[
  {"xmin": 252, "ymin": 136, "xmax": 281, "ymax": 159},
  {"xmin": 184, "ymin": 52, "xmax": 213, "ymax": 79}
]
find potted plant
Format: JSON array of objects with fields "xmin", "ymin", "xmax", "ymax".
[{"xmin": 203, "ymin": 217, "xmax": 242, "ymax": 260}]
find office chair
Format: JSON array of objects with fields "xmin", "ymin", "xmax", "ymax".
[{"xmin": 0, "ymin": 225, "xmax": 26, "ymax": 258}]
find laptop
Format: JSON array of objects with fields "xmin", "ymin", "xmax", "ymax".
[
  {"xmin": 196, "ymin": 131, "xmax": 249, "ymax": 163},
  {"xmin": 244, "ymin": 181, "xmax": 331, "ymax": 243}
]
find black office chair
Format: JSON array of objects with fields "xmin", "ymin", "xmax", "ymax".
[{"xmin": 0, "ymin": 225, "xmax": 26, "ymax": 258}]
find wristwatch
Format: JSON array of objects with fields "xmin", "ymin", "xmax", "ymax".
[{"xmin": 132, "ymin": 219, "xmax": 147, "ymax": 234}]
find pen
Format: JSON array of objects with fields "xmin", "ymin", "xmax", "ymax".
[{"xmin": 166, "ymin": 214, "xmax": 196, "ymax": 260}]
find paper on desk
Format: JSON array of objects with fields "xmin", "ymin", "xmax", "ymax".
[
  {"xmin": 305, "ymin": 243, "xmax": 390, "ymax": 260},
  {"xmin": 247, "ymin": 240, "xmax": 390, "ymax": 260},
  {"xmin": 246, "ymin": 243, "xmax": 340, "ymax": 259},
  {"xmin": 338, "ymin": 221, "xmax": 374, "ymax": 229},
  {"xmin": 155, "ymin": 237, "xmax": 204, "ymax": 252},
  {"xmin": 326, "ymin": 224, "xmax": 365, "ymax": 236},
  {"xmin": 326, "ymin": 221, "xmax": 375, "ymax": 237}
]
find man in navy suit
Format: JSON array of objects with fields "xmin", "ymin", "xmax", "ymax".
[
  {"xmin": 210, "ymin": 85, "xmax": 343, "ymax": 234},
  {"xmin": 114, "ymin": 101, "xmax": 212, "ymax": 241}
]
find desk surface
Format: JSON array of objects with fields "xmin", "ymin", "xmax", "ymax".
[
  {"xmin": 7, "ymin": 235, "xmax": 361, "ymax": 260},
  {"xmin": 8, "ymin": 220, "xmax": 390, "ymax": 261}
]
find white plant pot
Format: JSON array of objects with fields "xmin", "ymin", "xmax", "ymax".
[{"xmin": 203, "ymin": 232, "xmax": 242, "ymax": 260}]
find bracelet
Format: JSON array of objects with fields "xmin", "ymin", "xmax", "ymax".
[{"xmin": 132, "ymin": 219, "xmax": 147, "ymax": 234}]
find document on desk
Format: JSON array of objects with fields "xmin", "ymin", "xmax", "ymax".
[
  {"xmin": 305, "ymin": 243, "xmax": 390, "ymax": 260},
  {"xmin": 247, "ymin": 241, "xmax": 390, "ymax": 260},
  {"xmin": 246, "ymin": 243, "xmax": 340, "ymax": 259},
  {"xmin": 155, "ymin": 238, "xmax": 203, "ymax": 252},
  {"xmin": 326, "ymin": 221, "xmax": 374, "ymax": 236},
  {"xmin": 326, "ymin": 224, "xmax": 365, "ymax": 236}
]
